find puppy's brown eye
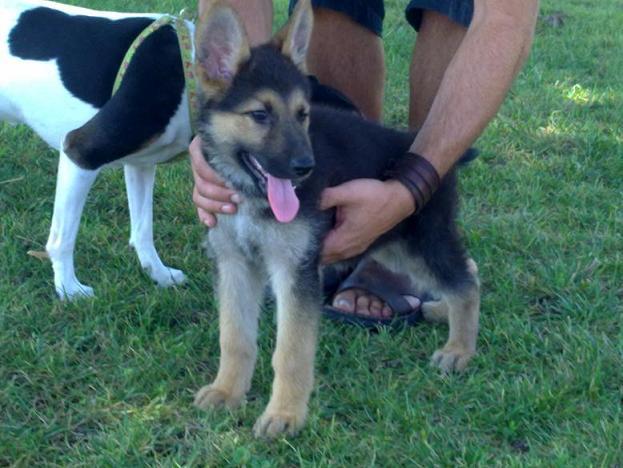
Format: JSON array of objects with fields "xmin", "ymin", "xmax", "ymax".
[
  {"xmin": 297, "ymin": 108, "xmax": 309, "ymax": 123},
  {"xmin": 249, "ymin": 110, "xmax": 269, "ymax": 124}
]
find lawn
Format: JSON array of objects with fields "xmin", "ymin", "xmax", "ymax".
[{"xmin": 1, "ymin": 0, "xmax": 622, "ymax": 465}]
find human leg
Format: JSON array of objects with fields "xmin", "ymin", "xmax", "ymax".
[
  {"xmin": 306, "ymin": 4, "xmax": 385, "ymax": 120},
  {"xmin": 408, "ymin": 7, "xmax": 468, "ymax": 128}
]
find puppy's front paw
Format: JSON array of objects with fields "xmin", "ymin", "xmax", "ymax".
[
  {"xmin": 194, "ymin": 385, "xmax": 244, "ymax": 410},
  {"xmin": 431, "ymin": 345, "xmax": 475, "ymax": 373},
  {"xmin": 253, "ymin": 408, "xmax": 306, "ymax": 439}
]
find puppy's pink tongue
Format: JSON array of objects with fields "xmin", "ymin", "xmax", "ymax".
[{"xmin": 266, "ymin": 174, "xmax": 299, "ymax": 223}]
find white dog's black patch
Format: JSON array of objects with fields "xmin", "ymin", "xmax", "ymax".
[{"xmin": 9, "ymin": 7, "xmax": 152, "ymax": 107}]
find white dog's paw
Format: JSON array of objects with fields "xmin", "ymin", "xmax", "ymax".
[
  {"xmin": 56, "ymin": 281, "xmax": 94, "ymax": 301},
  {"xmin": 143, "ymin": 263, "xmax": 186, "ymax": 287},
  {"xmin": 155, "ymin": 267, "xmax": 186, "ymax": 287}
]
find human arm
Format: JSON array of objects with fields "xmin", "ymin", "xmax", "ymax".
[
  {"xmin": 321, "ymin": 0, "xmax": 539, "ymax": 263},
  {"xmin": 410, "ymin": 0, "xmax": 540, "ymax": 176}
]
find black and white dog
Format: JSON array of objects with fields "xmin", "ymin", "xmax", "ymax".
[{"xmin": 0, "ymin": 0, "xmax": 194, "ymax": 299}]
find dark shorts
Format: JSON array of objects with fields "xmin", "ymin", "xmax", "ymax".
[{"xmin": 289, "ymin": 0, "xmax": 473, "ymax": 36}]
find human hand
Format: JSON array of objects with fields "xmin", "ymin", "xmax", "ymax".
[
  {"xmin": 319, "ymin": 179, "xmax": 415, "ymax": 264},
  {"xmin": 189, "ymin": 135, "xmax": 241, "ymax": 227}
]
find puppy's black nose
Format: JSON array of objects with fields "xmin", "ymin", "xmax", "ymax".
[{"xmin": 290, "ymin": 156, "xmax": 315, "ymax": 177}]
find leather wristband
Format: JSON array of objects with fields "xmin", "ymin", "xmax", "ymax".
[{"xmin": 386, "ymin": 152, "xmax": 440, "ymax": 213}]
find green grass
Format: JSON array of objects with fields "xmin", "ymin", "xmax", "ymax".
[{"xmin": 1, "ymin": 0, "xmax": 622, "ymax": 465}]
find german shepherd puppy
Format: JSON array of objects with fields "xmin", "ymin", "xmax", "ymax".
[{"xmin": 193, "ymin": 0, "xmax": 480, "ymax": 438}]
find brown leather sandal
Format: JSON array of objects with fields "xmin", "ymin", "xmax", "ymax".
[{"xmin": 323, "ymin": 259, "xmax": 423, "ymax": 329}]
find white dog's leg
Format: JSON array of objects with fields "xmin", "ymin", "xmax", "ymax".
[
  {"xmin": 123, "ymin": 163, "xmax": 186, "ymax": 287},
  {"xmin": 46, "ymin": 151, "xmax": 99, "ymax": 300}
]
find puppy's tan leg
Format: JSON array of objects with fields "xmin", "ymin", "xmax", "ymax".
[
  {"xmin": 422, "ymin": 258, "xmax": 479, "ymax": 324},
  {"xmin": 430, "ymin": 275, "xmax": 480, "ymax": 373},
  {"xmin": 253, "ymin": 266, "xmax": 320, "ymax": 438},
  {"xmin": 194, "ymin": 256, "xmax": 265, "ymax": 410},
  {"xmin": 422, "ymin": 298, "xmax": 450, "ymax": 323},
  {"xmin": 372, "ymin": 245, "xmax": 480, "ymax": 372}
]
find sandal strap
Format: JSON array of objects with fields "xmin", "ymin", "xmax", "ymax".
[{"xmin": 335, "ymin": 259, "xmax": 417, "ymax": 316}]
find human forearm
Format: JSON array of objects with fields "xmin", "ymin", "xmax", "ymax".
[{"xmin": 411, "ymin": 0, "xmax": 539, "ymax": 176}]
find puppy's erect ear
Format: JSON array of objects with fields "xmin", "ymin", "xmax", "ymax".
[
  {"xmin": 195, "ymin": 1, "xmax": 250, "ymax": 95},
  {"xmin": 273, "ymin": 0, "xmax": 313, "ymax": 71}
]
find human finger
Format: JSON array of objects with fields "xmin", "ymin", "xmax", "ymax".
[{"xmin": 193, "ymin": 185, "xmax": 237, "ymax": 218}]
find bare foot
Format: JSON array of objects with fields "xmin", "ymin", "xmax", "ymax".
[{"xmin": 332, "ymin": 288, "xmax": 420, "ymax": 319}]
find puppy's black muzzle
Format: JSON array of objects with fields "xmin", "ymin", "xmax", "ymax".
[{"xmin": 290, "ymin": 156, "xmax": 315, "ymax": 178}]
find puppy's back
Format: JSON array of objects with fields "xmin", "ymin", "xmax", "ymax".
[{"xmin": 309, "ymin": 106, "xmax": 415, "ymax": 187}]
